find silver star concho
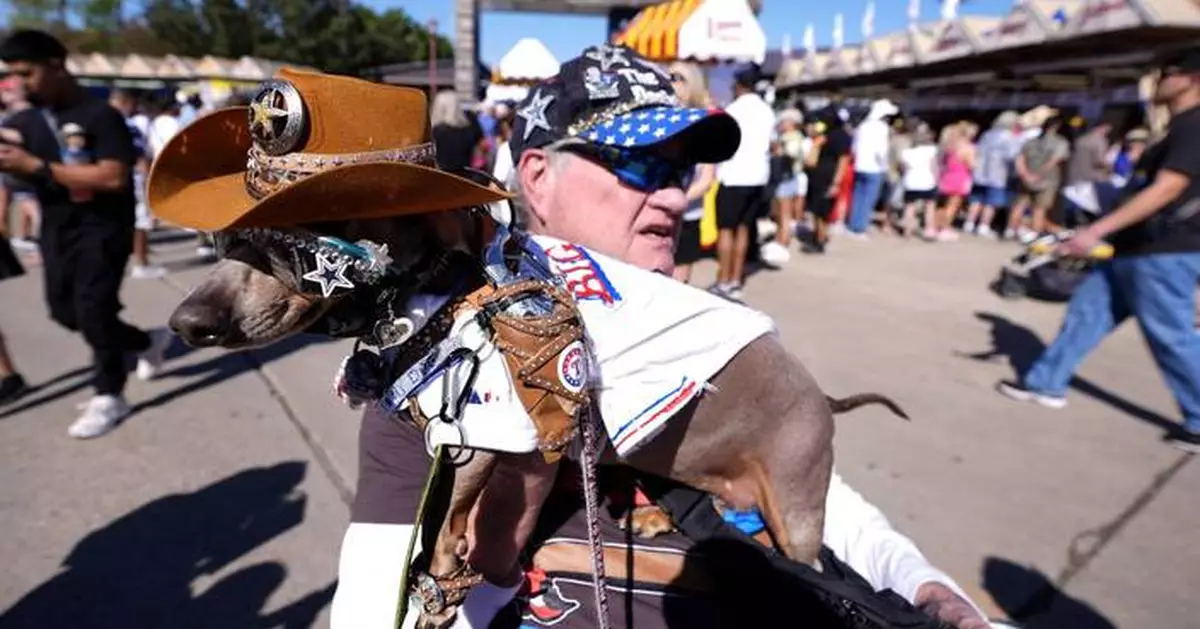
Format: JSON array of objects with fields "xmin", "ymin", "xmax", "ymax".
[
  {"xmin": 517, "ymin": 89, "xmax": 556, "ymax": 141},
  {"xmin": 248, "ymin": 79, "xmax": 306, "ymax": 155},
  {"xmin": 302, "ymin": 252, "xmax": 355, "ymax": 298}
]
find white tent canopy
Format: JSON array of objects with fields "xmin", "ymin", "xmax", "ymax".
[
  {"xmin": 493, "ymin": 38, "xmax": 559, "ymax": 84},
  {"xmin": 677, "ymin": 0, "xmax": 766, "ymax": 64}
]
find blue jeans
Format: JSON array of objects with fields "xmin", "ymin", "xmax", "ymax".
[
  {"xmin": 848, "ymin": 172, "xmax": 885, "ymax": 234},
  {"xmin": 1023, "ymin": 253, "xmax": 1200, "ymax": 432}
]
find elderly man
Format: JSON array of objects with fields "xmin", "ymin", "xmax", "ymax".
[{"xmin": 333, "ymin": 44, "xmax": 989, "ymax": 629}]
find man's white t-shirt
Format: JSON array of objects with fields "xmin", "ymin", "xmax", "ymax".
[
  {"xmin": 716, "ymin": 92, "xmax": 774, "ymax": 187},
  {"xmin": 408, "ymin": 235, "xmax": 776, "ymax": 457},
  {"xmin": 900, "ymin": 145, "xmax": 939, "ymax": 192},
  {"xmin": 852, "ymin": 117, "xmax": 891, "ymax": 175},
  {"xmin": 147, "ymin": 114, "xmax": 180, "ymax": 159}
]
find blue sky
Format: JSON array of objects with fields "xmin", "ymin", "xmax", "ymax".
[{"xmin": 368, "ymin": 0, "xmax": 1016, "ymax": 64}]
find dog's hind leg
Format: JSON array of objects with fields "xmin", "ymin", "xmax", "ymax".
[{"xmin": 623, "ymin": 336, "xmax": 835, "ymax": 567}]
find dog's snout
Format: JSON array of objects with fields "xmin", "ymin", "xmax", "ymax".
[{"xmin": 169, "ymin": 303, "xmax": 233, "ymax": 347}]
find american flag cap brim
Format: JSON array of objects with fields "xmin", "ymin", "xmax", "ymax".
[{"xmin": 573, "ymin": 105, "xmax": 740, "ymax": 164}]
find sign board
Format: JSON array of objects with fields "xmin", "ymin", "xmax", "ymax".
[
  {"xmin": 1067, "ymin": 0, "xmax": 1144, "ymax": 34},
  {"xmin": 878, "ymin": 31, "xmax": 917, "ymax": 69},
  {"xmin": 923, "ymin": 20, "xmax": 979, "ymax": 63},
  {"xmin": 983, "ymin": 2, "xmax": 1049, "ymax": 50}
]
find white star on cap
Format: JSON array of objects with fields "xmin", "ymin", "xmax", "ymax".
[
  {"xmin": 605, "ymin": 135, "xmax": 616, "ymax": 144},
  {"xmin": 587, "ymin": 131, "xmax": 600, "ymax": 141},
  {"xmin": 688, "ymin": 113, "xmax": 702, "ymax": 122},
  {"xmin": 303, "ymin": 252, "xmax": 356, "ymax": 298},
  {"xmin": 517, "ymin": 89, "xmax": 556, "ymax": 141},
  {"xmin": 637, "ymin": 112, "xmax": 650, "ymax": 120},
  {"xmin": 638, "ymin": 123, "xmax": 651, "ymax": 133},
  {"xmin": 619, "ymin": 123, "xmax": 632, "ymax": 133},
  {"xmin": 653, "ymin": 112, "xmax": 666, "ymax": 121},
  {"xmin": 653, "ymin": 127, "xmax": 666, "ymax": 138},
  {"xmin": 668, "ymin": 114, "xmax": 682, "ymax": 123},
  {"xmin": 623, "ymin": 137, "xmax": 637, "ymax": 147}
]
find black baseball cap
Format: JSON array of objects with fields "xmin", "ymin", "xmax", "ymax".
[
  {"xmin": 1162, "ymin": 48, "xmax": 1200, "ymax": 74},
  {"xmin": 509, "ymin": 44, "xmax": 740, "ymax": 166}
]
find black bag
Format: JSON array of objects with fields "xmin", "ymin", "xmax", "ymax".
[
  {"xmin": 0, "ymin": 237, "xmax": 25, "ymax": 282},
  {"xmin": 1027, "ymin": 263, "xmax": 1089, "ymax": 302},
  {"xmin": 650, "ymin": 480, "xmax": 956, "ymax": 629}
]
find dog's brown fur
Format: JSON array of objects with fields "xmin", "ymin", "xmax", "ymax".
[{"xmin": 169, "ymin": 210, "xmax": 898, "ymax": 624}]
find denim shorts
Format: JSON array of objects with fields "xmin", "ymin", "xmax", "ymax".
[
  {"xmin": 969, "ymin": 184, "xmax": 1009, "ymax": 209},
  {"xmin": 774, "ymin": 177, "xmax": 800, "ymax": 199}
]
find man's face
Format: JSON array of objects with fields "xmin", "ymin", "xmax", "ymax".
[
  {"xmin": 1155, "ymin": 66, "xmax": 1199, "ymax": 103},
  {"xmin": 5, "ymin": 60, "xmax": 59, "ymax": 105},
  {"xmin": 528, "ymin": 145, "xmax": 688, "ymax": 274}
]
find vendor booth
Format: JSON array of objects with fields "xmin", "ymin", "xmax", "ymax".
[
  {"xmin": 615, "ymin": 0, "xmax": 767, "ymax": 64},
  {"xmin": 484, "ymin": 37, "xmax": 559, "ymax": 105}
]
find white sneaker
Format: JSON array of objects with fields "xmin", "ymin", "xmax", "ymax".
[
  {"xmin": 996, "ymin": 382, "xmax": 1068, "ymax": 409},
  {"xmin": 130, "ymin": 264, "xmax": 167, "ymax": 280},
  {"xmin": 68, "ymin": 395, "xmax": 130, "ymax": 439},
  {"xmin": 760, "ymin": 241, "xmax": 791, "ymax": 266},
  {"xmin": 962, "ymin": 221, "xmax": 976, "ymax": 234},
  {"xmin": 9, "ymin": 237, "xmax": 37, "ymax": 252},
  {"xmin": 1003, "ymin": 228, "xmax": 1017, "ymax": 240},
  {"xmin": 136, "ymin": 328, "xmax": 173, "ymax": 381},
  {"xmin": 756, "ymin": 218, "xmax": 778, "ymax": 241},
  {"xmin": 936, "ymin": 229, "xmax": 959, "ymax": 242},
  {"xmin": 976, "ymin": 225, "xmax": 997, "ymax": 239}
]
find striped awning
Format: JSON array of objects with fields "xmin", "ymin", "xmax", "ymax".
[
  {"xmin": 615, "ymin": 0, "xmax": 765, "ymax": 64},
  {"xmin": 615, "ymin": 0, "xmax": 703, "ymax": 62}
]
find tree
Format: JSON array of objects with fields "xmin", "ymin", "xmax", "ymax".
[{"xmin": 2, "ymin": 0, "xmax": 455, "ymax": 75}]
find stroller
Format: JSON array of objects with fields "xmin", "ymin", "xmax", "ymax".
[{"xmin": 992, "ymin": 231, "xmax": 1114, "ymax": 302}]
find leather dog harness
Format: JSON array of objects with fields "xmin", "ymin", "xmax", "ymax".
[{"xmin": 330, "ymin": 225, "xmax": 614, "ymax": 629}]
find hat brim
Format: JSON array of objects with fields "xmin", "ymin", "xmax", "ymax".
[
  {"xmin": 147, "ymin": 108, "xmax": 512, "ymax": 232},
  {"xmin": 574, "ymin": 106, "xmax": 741, "ymax": 165}
]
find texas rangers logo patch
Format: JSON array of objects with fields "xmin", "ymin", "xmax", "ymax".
[
  {"xmin": 557, "ymin": 341, "xmax": 587, "ymax": 393},
  {"xmin": 543, "ymin": 243, "xmax": 622, "ymax": 308}
]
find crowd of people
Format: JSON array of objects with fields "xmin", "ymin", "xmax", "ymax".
[{"xmin": 648, "ymin": 72, "xmax": 1164, "ymax": 307}]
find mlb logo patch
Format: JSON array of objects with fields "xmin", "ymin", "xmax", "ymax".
[{"xmin": 543, "ymin": 243, "xmax": 622, "ymax": 307}]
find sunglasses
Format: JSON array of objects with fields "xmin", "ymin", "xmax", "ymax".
[{"xmin": 562, "ymin": 143, "xmax": 694, "ymax": 193}]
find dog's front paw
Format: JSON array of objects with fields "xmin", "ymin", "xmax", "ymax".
[{"xmin": 620, "ymin": 505, "xmax": 676, "ymax": 538}]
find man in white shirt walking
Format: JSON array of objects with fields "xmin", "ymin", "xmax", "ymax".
[
  {"xmin": 712, "ymin": 66, "xmax": 774, "ymax": 302},
  {"xmin": 847, "ymin": 99, "xmax": 898, "ymax": 237}
]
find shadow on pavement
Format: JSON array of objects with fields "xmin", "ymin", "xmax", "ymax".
[
  {"xmin": 129, "ymin": 333, "xmax": 336, "ymax": 416},
  {"xmin": 982, "ymin": 557, "xmax": 1116, "ymax": 629},
  {"xmin": 0, "ymin": 461, "xmax": 335, "ymax": 629},
  {"xmin": 960, "ymin": 312, "xmax": 1178, "ymax": 432},
  {"xmin": 0, "ymin": 364, "xmax": 93, "ymax": 420}
]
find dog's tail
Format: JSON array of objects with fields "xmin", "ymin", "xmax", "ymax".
[{"xmin": 826, "ymin": 393, "xmax": 910, "ymax": 421}]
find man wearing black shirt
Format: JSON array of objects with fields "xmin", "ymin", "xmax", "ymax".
[
  {"xmin": 0, "ymin": 30, "xmax": 169, "ymax": 439},
  {"xmin": 803, "ymin": 107, "xmax": 852, "ymax": 254},
  {"xmin": 998, "ymin": 49, "xmax": 1200, "ymax": 453}
]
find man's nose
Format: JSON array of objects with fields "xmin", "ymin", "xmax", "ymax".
[
  {"xmin": 651, "ymin": 186, "xmax": 688, "ymax": 217},
  {"xmin": 168, "ymin": 302, "xmax": 233, "ymax": 348}
]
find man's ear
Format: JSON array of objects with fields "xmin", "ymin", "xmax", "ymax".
[{"xmin": 517, "ymin": 148, "xmax": 556, "ymax": 228}]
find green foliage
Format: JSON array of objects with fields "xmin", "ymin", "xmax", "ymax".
[{"xmin": 2, "ymin": 0, "xmax": 453, "ymax": 75}]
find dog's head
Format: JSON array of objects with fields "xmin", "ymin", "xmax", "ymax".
[{"xmin": 169, "ymin": 210, "xmax": 480, "ymax": 350}]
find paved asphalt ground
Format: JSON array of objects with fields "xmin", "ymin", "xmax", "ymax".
[{"xmin": 0, "ymin": 229, "xmax": 1196, "ymax": 628}]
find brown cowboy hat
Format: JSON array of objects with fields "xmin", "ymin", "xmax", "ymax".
[{"xmin": 147, "ymin": 67, "xmax": 510, "ymax": 231}]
